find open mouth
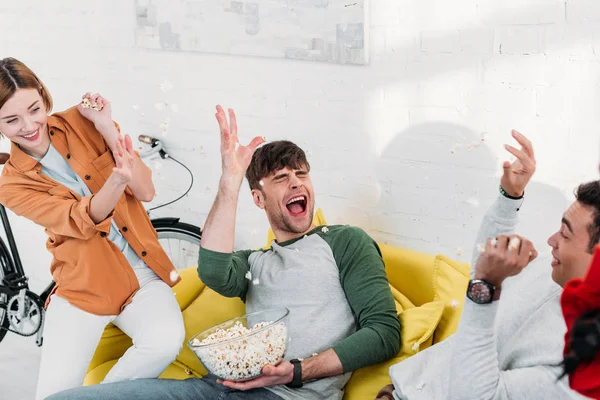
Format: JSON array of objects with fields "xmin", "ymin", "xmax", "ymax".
[
  {"xmin": 551, "ymin": 254, "xmax": 561, "ymax": 268},
  {"xmin": 285, "ymin": 195, "xmax": 307, "ymax": 216}
]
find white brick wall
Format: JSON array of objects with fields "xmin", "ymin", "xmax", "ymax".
[{"xmin": 0, "ymin": 0, "xmax": 599, "ymax": 298}]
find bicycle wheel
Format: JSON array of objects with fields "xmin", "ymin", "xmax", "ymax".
[
  {"xmin": 0, "ymin": 237, "xmax": 15, "ymax": 344},
  {"xmin": 0, "ymin": 294, "xmax": 9, "ymax": 343},
  {"xmin": 152, "ymin": 218, "xmax": 201, "ymax": 271}
]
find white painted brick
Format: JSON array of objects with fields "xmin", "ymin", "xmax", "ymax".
[
  {"xmin": 371, "ymin": 0, "xmax": 401, "ymax": 27},
  {"xmin": 410, "ymin": 0, "xmax": 478, "ymax": 30},
  {"xmin": 497, "ymin": 26, "xmax": 546, "ymax": 55},
  {"xmin": 566, "ymin": 0, "xmax": 600, "ymax": 22},
  {"xmin": 420, "ymin": 30, "xmax": 461, "ymax": 54},
  {"xmin": 535, "ymin": 86, "xmax": 599, "ymax": 119},
  {"xmin": 408, "ymin": 107, "xmax": 465, "ymax": 126},
  {"xmin": 545, "ymin": 23, "xmax": 597, "ymax": 60},
  {"xmin": 0, "ymin": 5, "xmax": 599, "ymax": 370},
  {"xmin": 459, "ymin": 27, "xmax": 495, "ymax": 56},
  {"xmin": 382, "ymin": 26, "xmax": 419, "ymax": 58},
  {"xmin": 370, "ymin": 26, "xmax": 387, "ymax": 56},
  {"xmin": 477, "ymin": 0, "xmax": 566, "ymax": 25}
]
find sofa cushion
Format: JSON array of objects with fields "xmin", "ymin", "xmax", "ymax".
[
  {"xmin": 398, "ymin": 300, "xmax": 445, "ymax": 356},
  {"xmin": 389, "ymin": 285, "xmax": 416, "ymax": 313},
  {"xmin": 343, "ymin": 300, "xmax": 445, "ymax": 400},
  {"xmin": 380, "ymin": 244, "xmax": 436, "ymax": 307},
  {"xmin": 431, "ymin": 255, "xmax": 470, "ymax": 343}
]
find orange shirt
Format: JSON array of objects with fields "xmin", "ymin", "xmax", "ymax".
[{"xmin": 0, "ymin": 106, "xmax": 181, "ymax": 315}]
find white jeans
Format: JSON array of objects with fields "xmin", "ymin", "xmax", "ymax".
[{"xmin": 35, "ymin": 276, "xmax": 185, "ymax": 400}]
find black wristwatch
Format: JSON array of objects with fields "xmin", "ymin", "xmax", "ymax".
[
  {"xmin": 286, "ymin": 359, "xmax": 303, "ymax": 388},
  {"xmin": 467, "ymin": 279, "xmax": 500, "ymax": 304}
]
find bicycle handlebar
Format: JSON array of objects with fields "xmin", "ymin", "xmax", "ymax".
[
  {"xmin": 138, "ymin": 134, "xmax": 154, "ymax": 145},
  {"xmin": 137, "ymin": 135, "xmax": 166, "ymax": 159}
]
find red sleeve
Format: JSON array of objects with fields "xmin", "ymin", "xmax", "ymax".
[{"xmin": 561, "ymin": 245, "xmax": 600, "ymax": 399}]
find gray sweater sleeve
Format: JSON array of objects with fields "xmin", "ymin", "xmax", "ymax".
[
  {"xmin": 449, "ymin": 195, "xmax": 580, "ymax": 400},
  {"xmin": 448, "ymin": 300, "xmax": 580, "ymax": 400},
  {"xmin": 469, "ymin": 194, "xmax": 522, "ymax": 275}
]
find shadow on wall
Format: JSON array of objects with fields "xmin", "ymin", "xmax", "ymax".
[{"xmin": 368, "ymin": 121, "xmax": 569, "ymax": 263}]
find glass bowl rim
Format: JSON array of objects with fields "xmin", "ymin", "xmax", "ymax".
[{"xmin": 187, "ymin": 307, "xmax": 290, "ymax": 351}]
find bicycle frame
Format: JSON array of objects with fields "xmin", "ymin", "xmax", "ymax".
[{"xmin": 0, "ymin": 203, "xmax": 27, "ymax": 288}]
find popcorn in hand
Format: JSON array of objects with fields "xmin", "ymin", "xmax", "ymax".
[{"xmin": 81, "ymin": 98, "xmax": 103, "ymax": 111}]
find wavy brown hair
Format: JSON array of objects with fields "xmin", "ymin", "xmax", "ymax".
[{"xmin": 0, "ymin": 58, "xmax": 53, "ymax": 119}]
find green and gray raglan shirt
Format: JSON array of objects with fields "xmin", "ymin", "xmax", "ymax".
[{"xmin": 198, "ymin": 225, "xmax": 401, "ymax": 400}]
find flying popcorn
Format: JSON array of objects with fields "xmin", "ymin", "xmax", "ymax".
[
  {"xmin": 160, "ymin": 119, "xmax": 171, "ymax": 136},
  {"xmin": 455, "ymin": 247, "xmax": 463, "ymax": 257},
  {"xmin": 252, "ymin": 278, "xmax": 260, "ymax": 285},
  {"xmin": 477, "ymin": 243, "xmax": 486, "ymax": 253},
  {"xmin": 321, "ymin": 227, "xmax": 329, "ymax": 233},
  {"xmin": 466, "ymin": 197, "xmax": 480, "ymax": 207},
  {"xmin": 451, "ymin": 299, "xmax": 461, "ymax": 308},
  {"xmin": 411, "ymin": 342, "xmax": 419, "ymax": 351},
  {"xmin": 160, "ymin": 80, "xmax": 174, "ymax": 92},
  {"xmin": 245, "ymin": 271, "xmax": 252, "ymax": 280}
]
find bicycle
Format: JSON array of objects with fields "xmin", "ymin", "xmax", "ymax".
[{"xmin": 0, "ymin": 135, "xmax": 202, "ymax": 347}]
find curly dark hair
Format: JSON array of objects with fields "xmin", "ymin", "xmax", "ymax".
[{"xmin": 562, "ymin": 309, "xmax": 600, "ymax": 378}]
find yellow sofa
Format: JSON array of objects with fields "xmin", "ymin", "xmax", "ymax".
[{"xmin": 85, "ymin": 211, "xmax": 470, "ymax": 399}]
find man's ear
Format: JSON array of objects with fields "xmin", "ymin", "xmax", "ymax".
[{"xmin": 252, "ymin": 189, "xmax": 265, "ymax": 209}]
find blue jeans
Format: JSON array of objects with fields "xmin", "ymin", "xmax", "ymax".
[{"xmin": 45, "ymin": 375, "xmax": 283, "ymax": 400}]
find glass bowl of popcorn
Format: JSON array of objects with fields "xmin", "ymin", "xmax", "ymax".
[{"xmin": 188, "ymin": 308, "xmax": 290, "ymax": 382}]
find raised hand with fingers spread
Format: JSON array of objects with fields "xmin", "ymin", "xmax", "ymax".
[
  {"xmin": 215, "ymin": 105, "xmax": 265, "ymax": 188},
  {"xmin": 110, "ymin": 134, "xmax": 135, "ymax": 185},
  {"xmin": 500, "ymin": 130, "xmax": 536, "ymax": 198}
]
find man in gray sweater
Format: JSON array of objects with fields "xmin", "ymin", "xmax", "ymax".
[
  {"xmin": 48, "ymin": 105, "xmax": 400, "ymax": 400},
  {"xmin": 387, "ymin": 131, "xmax": 598, "ymax": 399}
]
